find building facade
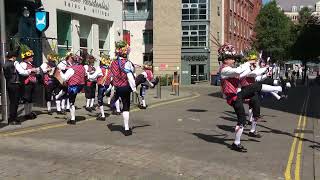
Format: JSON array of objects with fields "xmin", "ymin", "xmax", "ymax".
[
  {"xmin": 276, "ymin": 0, "xmax": 320, "ymax": 23},
  {"xmin": 223, "ymin": 0, "xmax": 262, "ymax": 52},
  {"xmin": 152, "ymin": 0, "xmax": 223, "ymax": 85},
  {"xmin": 42, "ymin": 0, "xmax": 123, "ymax": 60},
  {"xmin": 123, "ymin": 0, "xmax": 153, "ymax": 67}
]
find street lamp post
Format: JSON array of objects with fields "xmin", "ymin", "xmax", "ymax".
[{"xmin": 0, "ymin": 0, "xmax": 8, "ymax": 122}]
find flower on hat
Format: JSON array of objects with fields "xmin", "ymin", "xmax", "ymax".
[{"xmin": 218, "ymin": 43, "xmax": 239, "ymax": 61}]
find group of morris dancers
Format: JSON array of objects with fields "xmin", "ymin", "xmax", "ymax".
[
  {"xmin": 218, "ymin": 43, "xmax": 291, "ymax": 152},
  {"xmin": 4, "ymin": 41, "xmax": 158, "ymax": 136}
]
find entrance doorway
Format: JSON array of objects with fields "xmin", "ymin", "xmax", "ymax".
[{"xmin": 191, "ymin": 64, "xmax": 206, "ymax": 84}]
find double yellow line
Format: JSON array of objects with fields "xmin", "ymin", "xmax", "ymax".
[{"xmin": 284, "ymin": 91, "xmax": 310, "ymax": 180}]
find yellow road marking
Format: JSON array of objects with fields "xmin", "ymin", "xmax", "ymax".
[
  {"xmin": 295, "ymin": 93, "xmax": 309, "ymax": 180},
  {"xmin": 0, "ymin": 93, "xmax": 201, "ymax": 137},
  {"xmin": 284, "ymin": 91, "xmax": 309, "ymax": 180}
]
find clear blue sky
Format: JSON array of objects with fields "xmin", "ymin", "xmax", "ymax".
[{"xmin": 262, "ymin": 0, "xmax": 270, "ymax": 4}]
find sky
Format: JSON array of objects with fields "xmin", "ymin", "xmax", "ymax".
[{"xmin": 262, "ymin": 0, "xmax": 271, "ymax": 4}]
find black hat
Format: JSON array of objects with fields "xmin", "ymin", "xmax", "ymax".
[{"xmin": 6, "ymin": 50, "xmax": 19, "ymax": 58}]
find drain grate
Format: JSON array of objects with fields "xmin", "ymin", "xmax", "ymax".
[{"xmin": 293, "ymin": 129, "xmax": 314, "ymax": 133}]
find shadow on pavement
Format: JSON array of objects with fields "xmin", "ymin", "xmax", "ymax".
[
  {"xmin": 187, "ymin": 109, "xmax": 208, "ymax": 112},
  {"xmin": 192, "ymin": 133, "xmax": 260, "ymax": 151},
  {"xmin": 107, "ymin": 123, "xmax": 151, "ymax": 135},
  {"xmin": 209, "ymin": 86, "xmax": 320, "ymax": 119},
  {"xmin": 310, "ymin": 145, "xmax": 320, "ymax": 151}
]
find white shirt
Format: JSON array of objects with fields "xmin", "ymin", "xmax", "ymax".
[
  {"xmin": 220, "ymin": 62, "xmax": 251, "ymax": 79},
  {"xmin": 124, "ymin": 61, "xmax": 136, "ymax": 92},
  {"xmin": 57, "ymin": 60, "xmax": 70, "ymax": 71},
  {"xmin": 84, "ymin": 65, "xmax": 101, "ymax": 81},
  {"xmin": 60, "ymin": 68, "xmax": 74, "ymax": 82},
  {"xmin": 14, "ymin": 61, "xmax": 29, "ymax": 76},
  {"xmin": 19, "ymin": 62, "xmax": 40, "ymax": 76}
]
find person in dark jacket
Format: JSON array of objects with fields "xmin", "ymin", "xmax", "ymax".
[{"xmin": 3, "ymin": 51, "xmax": 23, "ymax": 124}]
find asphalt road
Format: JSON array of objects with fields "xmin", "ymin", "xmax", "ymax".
[{"xmin": 0, "ymin": 85, "xmax": 318, "ymax": 180}]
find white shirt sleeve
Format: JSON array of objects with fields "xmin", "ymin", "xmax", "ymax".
[
  {"xmin": 40, "ymin": 63, "xmax": 49, "ymax": 73},
  {"xmin": 125, "ymin": 61, "xmax": 136, "ymax": 92},
  {"xmin": 239, "ymin": 68, "xmax": 252, "ymax": 79},
  {"xmin": 60, "ymin": 68, "xmax": 74, "ymax": 82},
  {"xmin": 57, "ymin": 61, "xmax": 67, "ymax": 70},
  {"xmin": 141, "ymin": 72, "xmax": 148, "ymax": 78},
  {"xmin": 87, "ymin": 66, "xmax": 102, "ymax": 81},
  {"xmin": 220, "ymin": 62, "xmax": 251, "ymax": 79},
  {"xmin": 15, "ymin": 61, "xmax": 30, "ymax": 76},
  {"xmin": 248, "ymin": 67, "xmax": 268, "ymax": 77}
]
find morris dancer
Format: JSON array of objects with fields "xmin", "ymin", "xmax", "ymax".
[
  {"xmin": 56, "ymin": 53, "xmax": 73, "ymax": 114},
  {"xmin": 19, "ymin": 49, "xmax": 40, "ymax": 120},
  {"xmin": 40, "ymin": 54, "xmax": 58, "ymax": 115},
  {"xmin": 109, "ymin": 41, "xmax": 137, "ymax": 136},
  {"xmin": 218, "ymin": 43, "xmax": 285, "ymax": 152},
  {"xmin": 95, "ymin": 56, "xmax": 112, "ymax": 120},
  {"xmin": 239, "ymin": 53, "xmax": 285, "ymax": 137},
  {"xmin": 135, "ymin": 63, "xmax": 159, "ymax": 109},
  {"xmin": 60, "ymin": 55, "xmax": 86, "ymax": 124},
  {"xmin": 84, "ymin": 55, "xmax": 99, "ymax": 112}
]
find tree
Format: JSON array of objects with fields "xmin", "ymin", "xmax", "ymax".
[
  {"xmin": 254, "ymin": 0, "xmax": 295, "ymax": 63},
  {"xmin": 291, "ymin": 14, "xmax": 320, "ymax": 82}
]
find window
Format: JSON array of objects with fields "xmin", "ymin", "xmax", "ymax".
[
  {"xmin": 99, "ymin": 23, "xmax": 110, "ymax": 54},
  {"xmin": 182, "ymin": 0, "xmax": 208, "ymax": 21},
  {"xmin": 182, "ymin": 24, "xmax": 207, "ymax": 48},
  {"xmin": 57, "ymin": 11, "xmax": 72, "ymax": 57},
  {"xmin": 143, "ymin": 53, "xmax": 153, "ymax": 64},
  {"xmin": 299, "ymin": 6, "xmax": 304, "ymax": 11},
  {"xmin": 124, "ymin": 2, "xmax": 134, "ymax": 13},
  {"xmin": 218, "ymin": 6, "xmax": 220, "ymax": 16},
  {"xmin": 292, "ymin": 6, "xmax": 297, "ymax": 12},
  {"xmin": 143, "ymin": 30, "xmax": 153, "ymax": 44}
]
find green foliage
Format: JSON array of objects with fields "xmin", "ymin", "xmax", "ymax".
[
  {"xmin": 298, "ymin": 7, "xmax": 312, "ymax": 27},
  {"xmin": 19, "ymin": 43, "xmax": 31, "ymax": 54},
  {"xmin": 115, "ymin": 40, "xmax": 128, "ymax": 49},
  {"xmin": 254, "ymin": 0, "xmax": 295, "ymax": 62}
]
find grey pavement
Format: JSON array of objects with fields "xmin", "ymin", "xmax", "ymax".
[
  {"xmin": 0, "ymin": 85, "xmax": 192, "ymax": 133},
  {"xmin": 0, "ymin": 85, "xmax": 319, "ymax": 179}
]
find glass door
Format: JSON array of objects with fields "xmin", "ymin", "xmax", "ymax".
[{"xmin": 191, "ymin": 65, "xmax": 197, "ymax": 84}]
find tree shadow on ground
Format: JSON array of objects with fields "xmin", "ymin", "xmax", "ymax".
[
  {"xmin": 310, "ymin": 145, "xmax": 320, "ymax": 151},
  {"xmin": 208, "ymin": 86, "xmax": 320, "ymax": 119}
]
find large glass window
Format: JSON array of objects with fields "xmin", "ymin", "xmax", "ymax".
[
  {"xmin": 99, "ymin": 22, "xmax": 110, "ymax": 55},
  {"xmin": 182, "ymin": 24, "xmax": 207, "ymax": 47},
  {"xmin": 57, "ymin": 11, "xmax": 72, "ymax": 57},
  {"xmin": 182, "ymin": 0, "xmax": 208, "ymax": 21},
  {"xmin": 143, "ymin": 30, "xmax": 153, "ymax": 44}
]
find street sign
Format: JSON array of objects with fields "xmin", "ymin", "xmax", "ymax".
[{"xmin": 35, "ymin": 11, "xmax": 49, "ymax": 32}]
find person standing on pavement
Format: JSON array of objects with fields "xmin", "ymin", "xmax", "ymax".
[
  {"xmin": 95, "ymin": 56, "xmax": 112, "ymax": 121},
  {"xmin": 3, "ymin": 50, "xmax": 24, "ymax": 125},
  {"xmin": 55, "ymin": 53, "xmax": 73, "ymax": 114},
  {"xmin": 109, "ymin": 41, "xmax": 137, "ymax": 136},
  {"xmin": 84, "ymin": 55, "xmax": 99, "ymax": 112},
  {"xmin": 135, "ymin": 63, "xmax": 159, "ymax": 109},
  {"xmin": 59, "ymin": 55, "xmax": 86, "ymax": 125},
  {"xmin": 40, "ymin": 54, "xmax": 59, "ymax": 115},
  {"xmin": 19, "ymin": 49, "xmax": 40, "ymax": 120}
]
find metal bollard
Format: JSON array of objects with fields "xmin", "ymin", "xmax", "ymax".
[{"xmin": 156, "ymin": 76, "xmax": 161, "ymax": 99}]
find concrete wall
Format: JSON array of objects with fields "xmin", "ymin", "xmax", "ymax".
[
  {"xmin": 124, "ymin": 20, "xmax": 153, "ymax": 67},
  {"xmin": 210, "ymin": 0, "xmax": 223, "ymax": 74},
  {"xmin": 153, "ymin": 0, "xmax": 181, "ymax": 76},
  {"xmin": 42, "ymin": 0, "xmax": 123, "ymax": 61}
]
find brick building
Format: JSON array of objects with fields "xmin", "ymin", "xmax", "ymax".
[{"xmin": 223, "ymin": 0, "xmax": 262, "ymax": 52}]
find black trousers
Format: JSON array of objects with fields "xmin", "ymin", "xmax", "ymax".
[
  {"xmin": 7, "ymin": 83, "xmax": 21, "ymax": 121},
  {"xmin": 23, "ymin": 83, "xmax": 35, "ymax": 103},
  {"xmin": 113, "ymin": 86, "xmax": 131, "ymax": 111},
  {"xmin": 85, "ymin": 82, "xmax": 96, "ymax": 99},
  {"xmin": 97, "ymin": 84, "xmax": 110, "ymax": 106},
  {"xmin": 45, "ymin": 80, "xmax": 59, "ymax": 101},
  {"xmin": 232, "ymin": 83, "xmax": 262, "ymax": 126}
]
